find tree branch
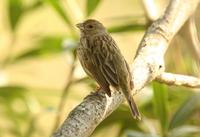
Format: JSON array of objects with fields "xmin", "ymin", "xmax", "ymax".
[
  {"xmin": 179, "ymin": 15, "xmax": 200, "ymax": 62},
  {"xmin": 51, "ymin": 58, "xmax": 76, "ymax": 134},
  {"xmin": 52, "ymin": 0, "xmax": 200, "ymax": 137},
  {"xmin": 188, "ymin": 16, "xmax": 200, "ymax": 61},
  {"xmin": 156, "ymin": 72, "xmax": 200, "ymax": 88}
]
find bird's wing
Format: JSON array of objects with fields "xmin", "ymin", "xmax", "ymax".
[
  {"xmin": 92, "ymin": 35, "xmax": 120, "ymax": 87},
  {"xmin": 77, "ymin": 45, "xmax": 94, "ymax": 78},
  {"xmin": 77, "ymin": 42, "xmax": 111, "ymax": 95}
]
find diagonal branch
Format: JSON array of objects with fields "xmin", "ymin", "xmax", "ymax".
[
  {"xmin": 52, "ymin": 0, "xmax": 200, "ymax": 137},
  {"xmin": 179, "ymin": 15, "xmax": 200, "ymax": 62},
  {"xmin": 188, "ymin": 16, "xmax": 200, "ymax": 61},
  {"xmin": 156, "ymin": 72, "xmax": 200, "ymax": 88}
]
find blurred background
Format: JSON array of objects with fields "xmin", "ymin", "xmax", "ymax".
[{"xmin": 0, "ymin": 0, "xmax": 200, "ymax": 137}]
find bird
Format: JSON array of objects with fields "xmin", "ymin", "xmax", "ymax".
[{"xmin": 76, "ymin": 19, "xmax": 141, "ymax": 120}]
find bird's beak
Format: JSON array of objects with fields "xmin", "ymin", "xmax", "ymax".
[{"xmin": 76, "ymin": 23, "xmax": 84, "ymax": 30}]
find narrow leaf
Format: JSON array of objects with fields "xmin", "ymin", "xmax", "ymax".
[
  {"xmin": 169, "ymin": 125, "xmax": 200, "ymax": 137},
  {"xmin": 0, "ymin": 86, "xmax": 26, "ymax": 99},
  {"xmin": 108, "ymin": 23, "xmax": 146, "ymax": 33},
  {"xmin": 86, "ymin": 0, "xmax": 101, "ymax": 16},
  {"xmin": 169, "ymin": 93, "xmax": 200, "ymax": 129},
  {"xmin": 45, "ymin": 0, "xmax": 72, "ymax": 26},
  {"xmin": 8, "ymin": 0, "xmax": 24, "ymax": 30},
  {"xmin": 153, "ymin": 82, "xmax": 168, "ymax": 135},
  {"xmin": 14, "ymin": 36, "xmax": 64, "ymax": 60}
]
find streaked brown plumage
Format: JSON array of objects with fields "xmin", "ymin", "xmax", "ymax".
[{"xmin": 76, "ymin": 19, "xmax": 141, "ymax": 120}]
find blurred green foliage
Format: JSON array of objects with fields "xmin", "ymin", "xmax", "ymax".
[
  {"xmin": 86, "ymin": 0, "xmax": 101, "ymax": 16},
  {"xmin": 0, "ymin": 0, "xmax": 200, "ymax": 137},
  {"xmin": 15, "ymin": 36, "xmax": 64, "ymax": 60},
  {"xmin": 153, "ymin": 82, "xmax": 169, "ymax": 135},
  {"xmin": 46, "ymin": 0, "xmax": 72, "ymax": 27},
  {"xmin": 8, "ymin": 0, "xmax": 23, "ymax": 30}
]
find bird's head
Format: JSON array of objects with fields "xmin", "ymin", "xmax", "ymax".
[{"xmin": 76, "ymin": 19, "xmax": 106, "ymax": 36}]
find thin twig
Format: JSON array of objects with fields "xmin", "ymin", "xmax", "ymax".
[
  {"xmin": 51, "ymin": 57, "xmax": 76, "ymax": 133},
  {"xmin": 188, "ymin": 16, "xmax": 200, "ymax": 61},
  {"xmin": 71, "ymin": 77, "xmax": 90, "ymax": 84},
  {"xmin": 179, "ymin": 15, "xmax": 200, "ymax": 62},
  {"xmin": 156, "ymin": 72, "xmax": 200, "ymax": 88}
]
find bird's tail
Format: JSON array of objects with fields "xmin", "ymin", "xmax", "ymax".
[{"xmin": 127, "ymin": 95, "xmax": 141, "ymax": 120}]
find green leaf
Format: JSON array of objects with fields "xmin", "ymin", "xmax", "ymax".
[
  {"xmin": 167, "ymin": 87, "xmax": 193, "ymax": 112},
  {"xmin": 86, "ymin": 0, "xmax": 101, "ymax": 16},
  {"xmin": 8, "ymin": 0, "xmax": 24, "ymax": 30},
  {"xmin": 152, "ymin": 82, "xmax": 168, "ymax": 135},
  {"xmin": 169, "ymin": 93, "xmax": 200, "ymax": 129},
  {"xmin": 45, "ymin": 0, "xmax": 72, "ymax": 26},
  {"xmin": 0, "ymin": 86, "xmax": 26, "ymax": 99},
  {"xmin": 108, "ymin": 23, "xmax": 146, "ymax": 33},
  {"xmin": 169, "ymin": 125, "xmax": 200, "ymax": 137},
  {"xmin": 14, "ymin": 36, "xmax": 64, "ymax": 60}
]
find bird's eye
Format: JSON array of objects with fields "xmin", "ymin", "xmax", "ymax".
[{"xmin": 87, "ymin": 25, "xmax": 94, "ymax": 29}]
